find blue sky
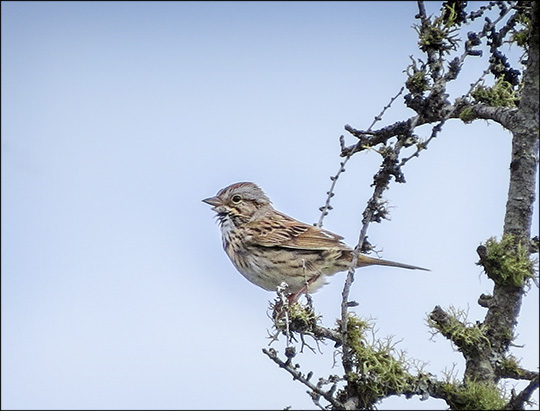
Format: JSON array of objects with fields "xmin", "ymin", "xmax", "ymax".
[{"xmin": 2, "ymin": 1, "xmax": 538, "ymax": 409}]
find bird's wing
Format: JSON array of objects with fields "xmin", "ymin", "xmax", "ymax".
[{"xmin": 246, "ymin": 211, "xmax": 348, "ymax": 250}]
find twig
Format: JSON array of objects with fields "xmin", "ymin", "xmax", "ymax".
[
  {"xmin": 262, "ymin": 348, "xmax": 345, "ymax": 410},
  {"xmin": 505, "ymin": 377, "xmax": 540, "ymax": 410},
  {"xmin": 316, "ymin": 87, "xmax": 405, "ymax": 228}
]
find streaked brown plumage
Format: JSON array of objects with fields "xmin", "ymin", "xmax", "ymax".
[{"xmin": 203, "ymin": 182, "xmax": 428, "ymax": 299}]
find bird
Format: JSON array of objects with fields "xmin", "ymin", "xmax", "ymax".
[{"xmin": 203, "ymin": 182, "xmax": 428, "ymax": 300}]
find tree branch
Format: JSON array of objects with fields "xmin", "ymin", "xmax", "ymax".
[
  {"xmin": 462, "ymin": 103, "xmax": 517, "ymax": 128},
  {"xmin": 262, "ymin": 348, "xmax": 345, "ymax": 410},
  {"xmin": 505, "ymin": 377, "xmax": 540, "ymax": 410}
]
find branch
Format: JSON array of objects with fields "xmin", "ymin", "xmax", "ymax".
[
  {"xmin": 310, "ymin": 324, "xmax": 343, "ymax": 346},
  {"xmin": 428, "ymin": 306, "xmax": 490, "ymax": 357},
  {"xmin": 498, "ymin": 365, "xmax": 539, "ymax": 381},
  {"xmin": 262, "ymin": 348, "xmax": 345, "ymax": 410},
  {"xmin": 317, "ymin": 87, "xmax": 405, "ymax": 227},
  {"xmin": 340, "ymin": 117, "xmax": 422, "ymax": 157},
  {"xmin": 502, "ymin": 0, "xmax": 540, "ymax": 241},
  {"xmin": 458, "ymin": 103, "xmax": 517, "ymax": 128},
  {"xmin": 505, "ymin": 377, "xmax": 540, "ymax": 410}
]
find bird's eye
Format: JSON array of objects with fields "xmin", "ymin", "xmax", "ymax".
[{"xmin": 231, "ymin": 194, "xmax": 242, "ymax": 204}]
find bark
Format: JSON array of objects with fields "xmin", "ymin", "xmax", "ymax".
[{"xmin": 503, "ymin": 1, "xmax": 540, "ymax": 242}]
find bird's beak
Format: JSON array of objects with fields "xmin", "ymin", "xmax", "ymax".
[{"xmin": 202, "ymin": 196, "xmax": 221, "ymax": 207}]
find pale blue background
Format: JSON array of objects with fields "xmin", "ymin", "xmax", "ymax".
[{"xmin": 2, "ymin": 1, "xmax": 538, "ymax": 409}]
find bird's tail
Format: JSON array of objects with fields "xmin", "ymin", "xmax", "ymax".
[{"xmin": 356, "ymin": 253, "xmax": 430, "ymax": 271}]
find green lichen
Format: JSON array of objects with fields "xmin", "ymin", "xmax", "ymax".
[
  {"xmin": 427, "ymin": 306, "xmax": 491, "ymax": 353},
  {"xmin": 441, "ymin": 1, "xmax": 467, "ymax": 28},
  {"xmin": 498, "ymin": 354, "xmax": 521, "ymax": 376},
  {"xmin": 510, "ymin": 11, "xmax": 532, "ymax": 47},
  {"xmin": 406, "ymin": 69, "xmax": 429, "ymax": 95},
  {"xmin": 471, "ymin": 79, "xmax": 519, "ymax": 108},
  {"xmin": 459, "ymin": 106, "xmax": 475, "ymax": 123},
  {"xmin": 415, "ymin": 16, "xmax": 459, "ymax": 54},
  {"xmin": 440, "ymin": 379, "xmax": 507, "ymax": 410},
  {"xmin": 344, "ymin": 315, "xmax": 414, "ymax": 408},
  {"xmin": 271, "ymin": 299, "xmax": 319, "ymax": 334},
  {"xmin": 479, "ymin": 235, "xmax": 537, "ymax": 287}
]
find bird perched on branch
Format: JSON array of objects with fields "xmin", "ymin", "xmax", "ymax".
[{"xmin": 203, "ymin": 182, "xmax": 428, "ymax": 301}]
